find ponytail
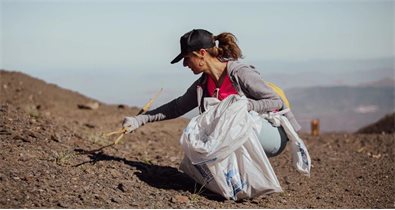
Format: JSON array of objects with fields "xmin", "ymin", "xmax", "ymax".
[{"xmin": 206, "ymin": 32, "xmax": 243, "ymax": 60}]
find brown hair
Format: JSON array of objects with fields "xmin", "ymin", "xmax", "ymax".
[{"xmin": 206, "ymin": 32, "xmax": 243, "ymax": 60}]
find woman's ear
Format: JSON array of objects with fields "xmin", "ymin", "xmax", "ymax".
[{"xmin": 199, "ymin": 49, "xmax": 207, "ymax": 57}]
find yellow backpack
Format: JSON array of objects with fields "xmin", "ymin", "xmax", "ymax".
[{"xmin": 266, "ymin": 82, "xmax": 291, "ymax": 109}]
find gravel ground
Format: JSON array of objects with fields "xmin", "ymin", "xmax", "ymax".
[{"xmin": 1, "ymin": 70, "xmax": 394, "ymax": 208}]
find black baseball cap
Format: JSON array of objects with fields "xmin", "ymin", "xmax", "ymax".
[{"xmin": 170, "ymin": 29, "xmax": 215, "ymax": 64}]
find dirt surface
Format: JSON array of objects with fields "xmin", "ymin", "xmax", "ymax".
[{"xmin": 1, "ymin": 70, "xmax": 394, "ymax": 208}]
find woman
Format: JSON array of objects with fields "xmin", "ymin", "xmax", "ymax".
[{"xmin": 122, "ymin": 29, "xmax": 301, "ymax": 157}]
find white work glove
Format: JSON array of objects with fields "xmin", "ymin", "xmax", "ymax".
[{"xmin": 122, "ymin": 116, "xmax": 140, "ymax": 133}]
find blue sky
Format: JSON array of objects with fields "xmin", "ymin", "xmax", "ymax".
[{"xmin": 1, "ymin": 0, "xmax": 394, "ymax": 108}]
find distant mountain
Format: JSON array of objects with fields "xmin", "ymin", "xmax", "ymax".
[
  {"xmin": 286, "ymin": 85, "xmax": 395, "ymax": 133},
  {"xmin": 357, "ymin": 78, "xmax": 395, "ymax": 88},
  {"xmin": 255, "ymin": 57, "xmax": 394, "ymax": 132},
  {"xmin": 248, "ymin": 57, "xmax": 394, "ymax": 89},
  {"xmin": 264, "ymin": 68, "xmax": 393, "ymax": 89}
]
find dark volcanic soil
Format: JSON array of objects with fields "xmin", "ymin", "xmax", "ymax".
[
  {"xmin": 0, "ymin": 70, "xmax": 394, "ymax": 208},
  {"xmin": 357, "ymin": 113, "xmax": 395, "ymax": 134}
]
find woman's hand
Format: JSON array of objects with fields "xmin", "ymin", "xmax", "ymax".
[{"xmin": 122, "ymin": 117, "xmax": 140, "ymax": 133}]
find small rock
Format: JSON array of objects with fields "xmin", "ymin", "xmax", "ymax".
[
  {"xmin": 77, "ymin": 102, "xmax": 99, "ymax": 110},
  {"xmin": 0, "ymin": 106, "xmax": 7, "ymax": 112},
  {"xmin": 170, "ymin": 156, "xmax": 177, "ymax": 162},
  {"xmin": 284, "ymin": 176, "xmax": 291, "ymax": 185},
  {"xmin": 117, "ymin": 183, "xmax": 127, "ymax": 192},
  {"xmin": 51, "ymin": 134, "xmax": 61, "ymax": 142},
  {"xmin": 250, "ymin": 200, "xmax": 259, "ymax": 204},
  {"xmin": 27, "ymin": 131, "xmax": 37, "ymax": 139},
  {"xmin": 57, "ymin": 201, "xmax": 68, "ymax": 208},
  {"xmin": 78, "ymin": 194, "xmax": 84, "ymax": 201},
  {"xmin": 372, "ymin": 154, "xmax": 381, "ymax": 159},
  {"xmin": 130, "ymin": 202, "xmax": 138, "ymax": 207},
  {"xmin": 84, "ymin": 123, "xmax": 95, "ymax": 129},
  {"xmin": 111, "ymin": 197, "xmax": 120, "ymax": 203},
  {"xmin": 118, "ymin": 104, "xmax": 125, "ymax": 109},
  {"xmin": 94, "ymin": 194, "xmax": 102, "ymax": 200},
  {"xmin": 110, "ymin": 169, "xmax": 122, "ymax": 178},
  {"xmin": 13, "ymin": 135, "xmax": 29, "ymax": 142},
  {"xmin": 170, "ymin": 195, "xmax": 189, "ymax": 204},
  {"xmin": 0, "ymin": 129, "xmax": 11, "ymax": 135}
]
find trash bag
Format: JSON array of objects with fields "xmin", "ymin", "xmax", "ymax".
[
  {"xmin": 255, "ymin": 110, "xmax": 311, "ymax": 176},
  {"xmin": 179, "ymin": 95, "xmax": 282, "ymax": 200}
]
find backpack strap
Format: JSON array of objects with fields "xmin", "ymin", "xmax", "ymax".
[{"xmin": 266, "ymin": 82, "xmax": 291, "ymax": 109}]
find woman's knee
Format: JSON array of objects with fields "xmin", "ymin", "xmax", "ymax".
[{"xmin": 258, "ymin": 121, "xmax": 288, "ymax": 157}]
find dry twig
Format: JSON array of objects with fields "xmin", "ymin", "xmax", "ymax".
[{"xmin": 79, "ymin": 88, "xmax": 163, "ymax": 155}]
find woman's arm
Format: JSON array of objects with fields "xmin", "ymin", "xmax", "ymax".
[
  {"xmin": 233, "ymin": 66, "xmax": 284, "ymax": 113},
  {"xmin": 129, "ymin": 78, "xmax": 200, "ymax": 127}
]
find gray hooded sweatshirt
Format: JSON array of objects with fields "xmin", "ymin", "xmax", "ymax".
[{"xmin": 137, "ymin": 60, "xmax": 301, "ymax": 131}]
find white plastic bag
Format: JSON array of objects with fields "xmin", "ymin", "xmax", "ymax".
[
  {"xmin": 179, "ymin": 95, "xmax": 282, "ymax": 200},
  {"xmin": 279, "ymin": 116, "xmax": 311, "ymax": 176},
  {"xmin": 256, "ymin": 110, "xmax": 311, "ymax": 176}
]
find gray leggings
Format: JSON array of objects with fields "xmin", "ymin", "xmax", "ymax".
[{"xmin": 257, "ymin": 119, "xmax": 288, "ymax": 157}]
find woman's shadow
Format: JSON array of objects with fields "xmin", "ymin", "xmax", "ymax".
[{"xmin": 74, "ymin": 148, "xmax": 225, "ymax": 201}]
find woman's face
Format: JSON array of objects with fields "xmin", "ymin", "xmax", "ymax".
[{"xmin": 183, "ymin": 52, "xmax": 204, "ymax": 75}]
